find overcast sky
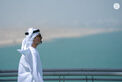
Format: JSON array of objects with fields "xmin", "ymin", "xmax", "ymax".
[{"xmin": 0, "ymin": 0, "xmax": 121, "ymax": 28}]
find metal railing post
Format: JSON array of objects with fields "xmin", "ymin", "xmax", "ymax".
[
  {"xmin": 63, "ymin": 76, "xmax": 65, "ymax": 82},
  {"xmin": 59, "ymin": 75, "xmax": 61, "ymax": 82},
  {"xmin": 86, "ymin": 76, "xmax": 88, "ymax": 82},
  {"xmin": 92, "ymin": 76, "xmax": 94, "ymax": 82}
]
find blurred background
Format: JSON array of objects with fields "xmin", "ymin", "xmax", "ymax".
[{"xmin": 0, "ymin": 0, "xmax": 122, "ymax": 70}]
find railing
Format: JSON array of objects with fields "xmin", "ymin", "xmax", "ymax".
[{"xmin": 0, "ymin": 68, "xmax": 122, "ymax": 82}]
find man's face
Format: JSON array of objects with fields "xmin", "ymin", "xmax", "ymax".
[{"xmin": 33, "ymin": 34, "xmax": 42, "ymax": 45}]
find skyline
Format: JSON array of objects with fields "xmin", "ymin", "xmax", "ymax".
[{"xmin": 0, "ymin": 27, "xmax": 122, "ymax": 46}]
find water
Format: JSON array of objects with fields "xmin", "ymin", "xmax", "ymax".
[
  {"xmin": 0, "ymin": 31, "xmax": 122, "ymax": 69},
  {"xmin": 0, "ymin": 31, "xmax": 122, "ymax": 82},
  {"xmin": 39, "ymin": 31, "xmax": 122, "ymax": 69}
]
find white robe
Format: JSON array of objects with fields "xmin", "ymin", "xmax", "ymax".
[{"xmin": 18, "ymin": 46, "xmax": 44, "ymax": 82}]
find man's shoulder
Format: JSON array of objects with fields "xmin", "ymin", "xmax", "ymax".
[
  {"xmin": 29, "ymin": 46, "xmax": 36, "ymax": 50},
  {"xmin": 29, "ymin": 46, "xmax": 38, "ymax": 55}
]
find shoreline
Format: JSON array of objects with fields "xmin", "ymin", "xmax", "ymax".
[{"xmin": 0, "ymin": 27, "xmax": 122, "ymax": 46}]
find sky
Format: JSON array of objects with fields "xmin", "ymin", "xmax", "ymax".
[
  {"xmin": 0, "ymin": 0, "xmax": 122, "ymax": 46},
  {"xmin": 0, "ymin": 0, "xmax": 122, "ymax": 28}
]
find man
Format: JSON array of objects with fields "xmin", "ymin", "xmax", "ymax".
[{"xmin": 17, "ymin": 28, "xmax": 44, "ymax": 82}]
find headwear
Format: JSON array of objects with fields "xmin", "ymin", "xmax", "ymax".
[{"xmin": 17, "ymin": 28, "xmax": 40, "ymax": 55}]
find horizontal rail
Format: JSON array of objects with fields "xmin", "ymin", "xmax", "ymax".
[
  {"xmin": 0, "ymin": 74, "xmax": 17, "ymax": 77},
  {"xmin": 43, "ymin": 68, "xmax": 122, "ymax": 72},
  {"xmin": 44, "ymin": 78, "xmax": 122, "ymax": 81},
  {"xmin": 0, "ymin": 72, "xmax": 122, "ymax": 77},
  {"xmin": 1, "ymin": 68, "xmax": 122, "ymax": 73},
  {"xmin": 1, "ymin": 78, "xmax": 122, "ymax": 81},
  {"xmin": 0, "ymin": 68, "xmax": 122, "ymax": 81},
  {"xmin": 44, "ymin": 72, "xmax": 122, "ymax": 76},
  {"xmin": 0, "ymin": 70, "xmax": 17, "ymax": 73}
]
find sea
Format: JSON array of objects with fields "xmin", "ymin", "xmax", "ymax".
[{"xmin": 0, "ymin": 31, "xmax": 122, "ymax": 82}]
